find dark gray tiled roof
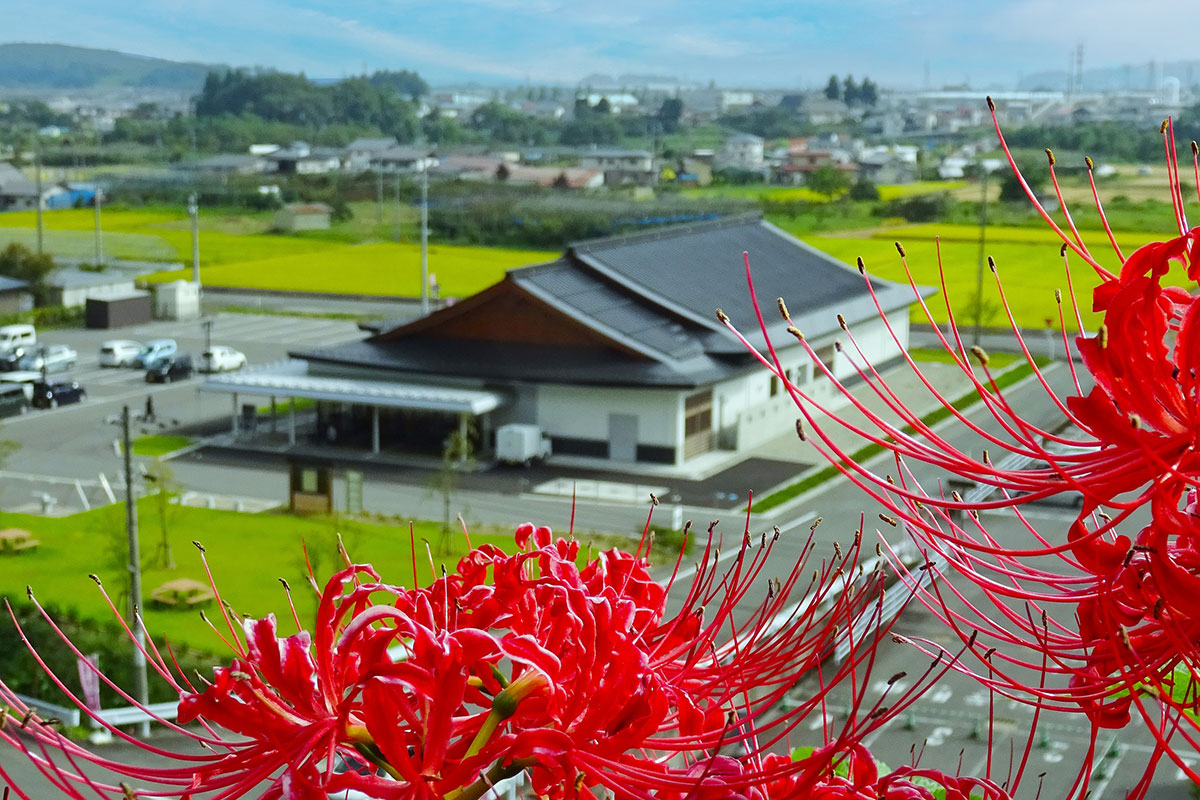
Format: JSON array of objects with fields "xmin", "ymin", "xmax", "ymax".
[
  {"xmin": 295, "ymin": 338, "xmax": 734, "ymax": 388},
  {"xmin": 297, "ymin": 216, "xmax": 926, "ymax": 390},
  {"xmin": 562, "ymin": 216, "xmax": 921, "ymax": 351},
  {"xmin": 570, "ymin": 217, "xmax": 870, "ymax": 336}
]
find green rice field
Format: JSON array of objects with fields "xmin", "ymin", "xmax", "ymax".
[
  {"xmin": 793, "ymin": 222, "xmax": 1172, "ymax": 331},
  {"xmin": 141, "ymin": 241, "xmax": 558, "ymax": 297}
]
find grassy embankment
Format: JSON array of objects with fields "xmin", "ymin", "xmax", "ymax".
[
  {"xmin": 0, "ymin": 503, "xmax": 652, "ymax": 653},
  {"xmin": 752, "ymin": 356, "xmax": 1045, "ymax": 513}
]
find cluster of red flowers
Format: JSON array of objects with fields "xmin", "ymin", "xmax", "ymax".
[
  {"xmin": 12, "ymin": 97, "xmax": 1199, "ymax": 799},
  {"xmin": 721, "ymin": 99, "xmax": 1200, "ymax": 796},
  {"xmin": 0, "ymin": 514, "xmax": 1013, "ymax": 798}
]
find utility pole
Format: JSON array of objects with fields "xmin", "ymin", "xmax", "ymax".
[
  {"xmin": 34, "ymin": 151, "xmax": 43, "ymax": 256},
  {"xmin": 393, "ymin": 173, "xmax": 401, "ymax": 240},
  {"xmin": 420, "ymin": 162, "xmax": 430, "ymax": 315},
  {"xmin": 121, "ymin": 406, "xmax": 150, "ymax": 738},
  {"xmin": 973, "ymin": 168, "xmax": 989, "ymax": 348},
  {"xmin": 93, "ymin": 186, "xmax": 104, "ymax": 267},
  {"xmin": 187, "ymin": 194, "xmax": 200, "ymax": 285},
  {"xmin": 203, "ymin": 318, "xmax": 213, "ymax": 354},
  {"xmin": 376, "ymin": 170, "xmax": 384, "ymax": 224}
]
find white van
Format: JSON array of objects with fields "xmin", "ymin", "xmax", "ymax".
[{"xmin": 0, "ymin": 325, "xmax": 36, "ymax": 353}]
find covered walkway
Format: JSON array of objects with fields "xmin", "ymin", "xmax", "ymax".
[{"xmin": 201, "ymin": 360, "xmax": 504, "ymax": 455}]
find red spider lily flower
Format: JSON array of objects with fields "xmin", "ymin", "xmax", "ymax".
[
  {"xmin": 719, "ymin": 100, "xmax": 1200, "ymax": 795},
  {"xmin": 0, "ymin": 513, "xmax": 955, "ymax": 800}
]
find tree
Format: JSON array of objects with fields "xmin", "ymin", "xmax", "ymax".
[
  {"xmin": 428, "ymin": 415, "xmax": 476, "ymax": 554},
  {"xmin": 656, "ymin": 97, "xmax": 684, "ymax": 134},
  {"xmin": 824, "ymin": 75, "xmax": 840, "ymax": 101},
  {"xmin": 368, "ymin": 70, "xmax": 430, "ymax": 101},
  {"xmin": 999, "ymin": 158, "xmax": 1050, "ymax": 201},
  {"xmin": 859, "ymin": 77, "xmax": 879, "ymax": 107},
  {"xmin": 495, "ymin": 162, "xmax": 511, "ymax": 182},
  {"xmin": 594, "ymin": 97, "xmax": 612, "ymax": 115},
  {"xmin": 0, "ymin": 243, "xmax": 54, "ymax": 304},
  {"xmin": 807, "ymin": 163, "xmax": 852, "ymax": 200},
  {"xmin": 468, "ymin": 102, "xmax": 550, "ymax": 144},
  {"xmin": 421, "ymin": 110, "xmax": 464, "ymax": 144},
  {"xmin": 144, "ymin": 459, "xmax": 181, "ymax": 570},
  {"xmin": 848, "ymin": 175, "xmax": 880, "ymax": 201},
  {"xmin": 552, "ymin": 171, "xmax": 571, "ymax": 190},
  {"xmin": 842, "ymin": 75, "xmax": 860, "ymax": 106}
]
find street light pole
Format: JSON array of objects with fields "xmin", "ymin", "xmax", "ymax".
[
  {"xmin": 34, "ymin": 151, "xmax": 43, "ymax": 256},
  {"xmin": 188, "ymin": 194, "xmax": 200, "ymax": 286},
  {"xmin": 420, "ymin": 162, "xmax": 429, "ymax": 315},
  {"xmin": 376, "ymin": 170, "xmax": 384, "ymax": 224},
  {"xmin": 93, "ymin": 186, "xmax": 104, "ymax": 267},
  {"xmin": 973, "ymin": 168, "xmax": 989, "ymax": 348},
  {"xmin": 121, "ymin": 405, "xmax": 150, "ymax": 738},
  {"xmin": 203, "ymin": 318, "xmax": 213, "ymax": 354}
]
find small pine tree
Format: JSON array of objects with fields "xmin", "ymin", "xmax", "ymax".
[
  {"xmin": 842, "ymin": 75, "xmax": 860, "ymax": 106},
  {"xmin": 824, "ymin": 75, "xmax": 840, "ymax": 101}
]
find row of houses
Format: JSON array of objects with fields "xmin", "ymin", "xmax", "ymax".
[{"xmin": 0, "ymin": 162, "xmax": 101, "ymax": 212}]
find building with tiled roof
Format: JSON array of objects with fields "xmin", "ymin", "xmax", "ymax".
[{"xmin": 203, "ymin": 216, "xmax": 926, "ymax": 470}]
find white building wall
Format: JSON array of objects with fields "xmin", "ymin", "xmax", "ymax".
[
  {"xmin": 537, "ymin": 383, "xmax": 681, "ymax": 453},
  {"xmin": 59, "ymin": 280, "xmax": 136, "ymax": 308},
  {"xmin": 497, "ymin": 312, "xmax": 910, "ymax": 463},
  {"xmin": 713, "ymin": 313, "xmax": 909, "ymax": 452}
]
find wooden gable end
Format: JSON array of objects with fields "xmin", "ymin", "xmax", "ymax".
[{"xmin": 372, "ymin": 279, "xmax": 648, "ymax": 359}]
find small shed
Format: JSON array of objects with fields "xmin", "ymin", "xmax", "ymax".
[
  {"xmin": 47, "ymin": 269, "xmax": 136, "ymax": 308},
  {"xmin": 287, "ymin": 458, "xmax": 334, "ymax": 515},
  {"xmin": 85, "ymin": 292, "xmax": 153, "ymax": 329},
  {"xmin": 0, "ymin": 276, "xmax": 33, "ymax": 315},
  {"xmin": 154, "ymin": 280, "xmax": 201, "ymax": 321},
  {"xmin": 274, "ymin": 203, "xmax": 333, "ymax": 233}
]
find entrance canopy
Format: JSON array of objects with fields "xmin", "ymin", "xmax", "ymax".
[{"xmin": 201, "ymin": 361, "xmax": 504, "ymax": 414}]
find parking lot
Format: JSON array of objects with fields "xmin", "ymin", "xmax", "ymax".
[{"xmin": 0, "ymin": 312, "xmax": 367, "ymax": 512}]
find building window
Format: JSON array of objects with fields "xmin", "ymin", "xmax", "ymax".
[
  {"xmin": 770, "ymin": 375, "xmax": 779, "ymax": 397},
  {"xmin": 815, "ymin": 344, "xmax": 836, "ymax": 373},
  {"xmin": 683, "ymin": 390, "xmax": 714, "ymax": 459}
]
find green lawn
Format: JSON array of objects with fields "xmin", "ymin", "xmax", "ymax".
[
  {"xmin": 0, "ymin": 505, "xmax": 571, "ymax": 653},
  {"xmin": 141, "ymin": 241, "xmax": 558, "ymax": 298},
  {"xmin": 131, "ymin": 435, "xmax": 194, "ymax": 457},
  {"xmin": 0, "ymin": 227, "xmax": 177, "ymax": 262}
]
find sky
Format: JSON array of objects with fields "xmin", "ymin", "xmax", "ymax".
[{"xmin": 3, "ymin": 0, "xmax": 1197, "ymax": 89}]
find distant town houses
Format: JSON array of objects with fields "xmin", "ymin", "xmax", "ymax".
[
  {"xmin": 0, "ymin": 161, "xmax": 62, "ymax": 211},
  {"xmin": 716, "ymin": 132, "xmax": 765, "ymax": 172}
]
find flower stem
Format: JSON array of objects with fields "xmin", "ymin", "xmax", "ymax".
[{"xmin": 447, "ymin": 758, "xmax": 536, "ymax": 800}]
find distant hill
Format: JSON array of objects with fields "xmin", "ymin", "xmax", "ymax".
[{"xmin": 0, "ymin": 43, "xmax": 221, "ymax": 91}]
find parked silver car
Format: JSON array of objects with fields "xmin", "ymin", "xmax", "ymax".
[
  {"xmin": 20, "ymin": 344, "xmax": 78, "ymax": 373},
  {"xmin": 99, "ymin": 340, "xmax": 143, "ymax": 367}
]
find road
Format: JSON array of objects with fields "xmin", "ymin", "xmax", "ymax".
[{"xmin": 0, "ymin": 323, "xmax": 1189, "ymax": 797}]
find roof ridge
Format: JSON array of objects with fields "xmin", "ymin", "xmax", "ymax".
[{"xmin": 567, "ymin": 212, "xmax": 761, "ymax": 253}]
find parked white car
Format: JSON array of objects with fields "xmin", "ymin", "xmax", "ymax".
[
  {"xmin": 99, "ymin": 340, "xmax": 143, "ymax": 367},
  {"xmin": 0, "ymin": 324, "xmax": 36, "ymax": 353},
  {"xmin": 21, "ymin": 344, "xmax": 77, "ymax": 373},
  {"xmin": 200, "ymin": 346, "xmax": 247, "ymax": 373}
]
